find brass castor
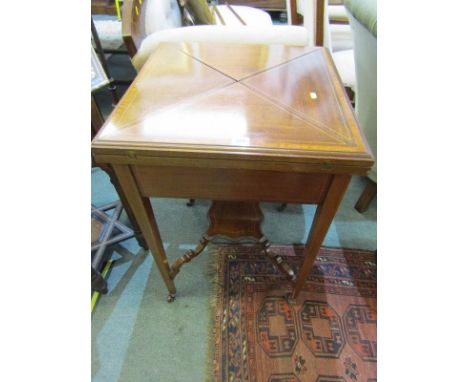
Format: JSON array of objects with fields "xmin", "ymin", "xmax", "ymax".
[
  {"xmin": 285, "ymin": 292, "xmax": 297, "ymax": 305},
  {"xmin": 167, "ymin": 293, "xmax": 176, "ymax": 303}
]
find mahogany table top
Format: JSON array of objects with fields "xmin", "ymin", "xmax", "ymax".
[{"xmin": 92, "ymin": 42, "xmax": 373, "ymax": 175}]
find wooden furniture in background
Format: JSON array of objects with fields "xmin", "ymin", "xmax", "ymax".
[
  {"xmin": 92, "ymin": 42, "xmax": 373, "ymax": 302},
  {"xmin": 91, "ymin": 18, "xmax": 121, "ymax": 105},
  {"xmin": 91, "ymin": 94, "xmax": 148, "ymax": 253},
  {"xmin": 91, "ymin": 102, "xmax": 139, "ymax": 293},
  {"xmin": 289, "ymin": 0, "xmax": 325, "ymax": 46},
  {"xmin": 91, "ymin": 46, "xmax": 148, "ymax": 255},
  {"xmin": 315, "ymin": 0, "xmax": 325, "ymax": 46},
  {"xmin": 121, "ymin": 0, "xmax": 276, "ymax": 59},
  {"xmin": 217, "ymin": 0, "xmax": 286, "ymax": 12},
  {"xmin": 122, "ymin": 0, "xmax": 148, "ymax": 57},
  {"xmin": 91, "ymin": 96, "xmax": 104, "ymax": 140},
  {"xmin": 289, "ymin": 0, "xmax": 349, "ymax": 23},
  {"xmin": 91, "ymin": 0, "xmax": 120, "ymax": 15},
  {"xmin": 91, "ymin": 201, "xmax": 134, "ymax": 293},
  {"xmin": 289, "ymin": 0, "xmax": 302, "ymax": 25},
  {"xmin": 354, "ymin": 180, "xmax": 376, "ymax": 212}
]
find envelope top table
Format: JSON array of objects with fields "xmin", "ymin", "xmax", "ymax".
[{"xmin": 92, "ymin": 42, "xmax": 373, "ymax": 175}]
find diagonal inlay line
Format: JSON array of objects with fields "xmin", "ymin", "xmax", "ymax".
[
  {"xmin": 103, "ymin": 81, "xmax": 237, "ymax": 133},
  {"xmin": 237, "ymin": 47, "xmax": 322, "ymax": 82},
  {"xmin": 237, "ymin": 83, "xmax": 350, "ymax": 146},
  {"xmin": 106, "ymin": 83, "xmax": 349, "ymax": 152},
  {"xmin": 240, "ymin": 81, "xmax": 350, "ymax": 146},
  {"xmin": 241, "ymin": 50, "xmax": 355, "ymax": 144},
  {"xmin": 102, "ymin": 47, "xmax": 236, "ymax": 131},
  {"xmin": 109, "ymin": 82, "xmax": 235, "ymax": 131},
  {"xmin": 176, "ymin": 45, "xmax": 239, "ymax": 82},
  {"xmin": 177, "ymin": 44, "xmax": 322, "ymax": 82},
  {"xmin": 170, "ymin": 45, "xmax": 351, "ymax": 145},
  {"xmin": 99, "ymin": 43, "xmax": 364, "ymax": 157}
]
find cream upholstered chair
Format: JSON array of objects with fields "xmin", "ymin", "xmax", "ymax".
[
  {"xmin": 94, "ymin": 0, "xmax": 272, "ymax": 52},
  {"xmin": 345, "ymin": 0, "xmax": 377, "ymax": 212},
  {"xmin": 287, "ymin": 0, "xmax": 376, "ymax": 211},
  {"xmin": 122, "ymin": 0, "xmax": 309, "ymax": 70},
  {"xmin": 142, "ymin": 0, "xmax": 274, "ymax": 36},
  {"xmin": 328, "ymin": 1, "xmax": 354, "ymax": 51},
  {"xmin": 124, "ymin": 0, "xmax": 310, "ymax": 71},
  {"xmin": 329, "ymin": 1, "xmax": 349, "ymax": 24},
  {"xmin": 287, "ymin": 0, "xmax": 353, "ymax": 50}
]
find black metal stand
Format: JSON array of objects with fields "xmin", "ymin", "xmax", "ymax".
[
  {"xmin": 91, "ymin": 201, "xmax": 134, "ymax": 293},
  {"xmin": 91, "ymin": 17, "xmax": 120, "ymax": 106}
]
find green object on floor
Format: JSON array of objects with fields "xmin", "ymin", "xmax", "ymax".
[{"xmin": 91, "ymin": 260, "xmax": 114, "ymax": 313}]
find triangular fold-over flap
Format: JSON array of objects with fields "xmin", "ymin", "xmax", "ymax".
[
  {"xmin": 179, "ymin": 43, "xmax": 320, "ymax": 81},
  {"xmin": 242, "ymin": 49, "xmax": 355, "ymax": 144},
  {"xmin": 99, "ymin": 43, "xmax": 235, "ymax": 137},
  {"xmin": 104, "ymin": 83, "xmax": 346, "ymax": 150}
]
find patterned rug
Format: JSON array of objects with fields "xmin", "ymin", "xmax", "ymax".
[{"xmin": 209, "ymin": 245, "xmax": 377, "ymax": 382}]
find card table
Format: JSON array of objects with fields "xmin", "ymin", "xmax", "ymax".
[{"xmin": 92, "ymin": 42, "xmax": 374, "ymax": 302}]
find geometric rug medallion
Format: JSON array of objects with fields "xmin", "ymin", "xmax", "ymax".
[{"xmin": 209, "ymin": 245, "xmax": 376, "ymax": 382}]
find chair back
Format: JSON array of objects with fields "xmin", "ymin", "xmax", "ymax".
[
  {"xmin": 347, "ymin": 7, "xmax": 377, "ymax": 181},
  {"xmin": 122, "ymin": 0, "xmax": 185, "ymax": 57},
  {"xmin": 287, "ymin": 0, "xmax": 329, "ymax": 47},
  {"xmin": 123, "ymin": 0, "xmax": 207, "ymax": 56},
  {"xmin": 122, "ymin": 0, "xmax": 151, "ymax": 56}
]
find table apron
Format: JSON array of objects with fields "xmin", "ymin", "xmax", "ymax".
[{"xmin": 130, "ymin": 165, "xmax": 332, "ymax": 204}]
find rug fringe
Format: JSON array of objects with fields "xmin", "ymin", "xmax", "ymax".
[{"xmin": 204, "ymin": 244, "xmax": 224, "ymax": 382}]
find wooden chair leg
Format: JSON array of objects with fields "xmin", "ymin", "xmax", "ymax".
[
  {"xmin": 345, "ymin": 86, "xmax": 355, "ymax": 107},
  {"xmin": 91, "ymin": 95, "xmax": 103, "ymax": 140},
  {"xmin": 354, "ymin": 180, "xmax": 377, "ymax": 213}
]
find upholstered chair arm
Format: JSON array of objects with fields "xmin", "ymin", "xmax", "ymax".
[{"xmin": 132, "ymin": 25, "xmax": 310, "ymax": 71}]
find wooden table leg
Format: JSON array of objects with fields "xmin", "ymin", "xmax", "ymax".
[
  {"xmin": 102, "ymin": 164, "xmax": 149, "ymax": 250},
  {"xmin": 355, "ymin": 179, "xmax": 377, "ymax": 213},
  {"xmin": 291, "ymin": 174, "xmax": 351, "ymax": 300},
  {"xmin": 91, "ymin": 96, "xmax": 148, "ymax": 250},
  {"xmin": 112, "ymin": 164, "xmax": 177, "ymax": 301}
]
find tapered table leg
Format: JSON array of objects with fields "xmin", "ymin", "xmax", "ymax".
[
  {"xmin": 91, "ymin": 96, "xmax": 148, "ymax": 251},
  {"xmin": 291, "ymin": 174, "xmax": 351, "ymax": 300},
  {"xmin": 112, "ymin": 165, "xmax": 177, "ymax": 300},
  {"xmin": 103, "ymin": 164, "xmax": 149, "ymax": 250}
]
